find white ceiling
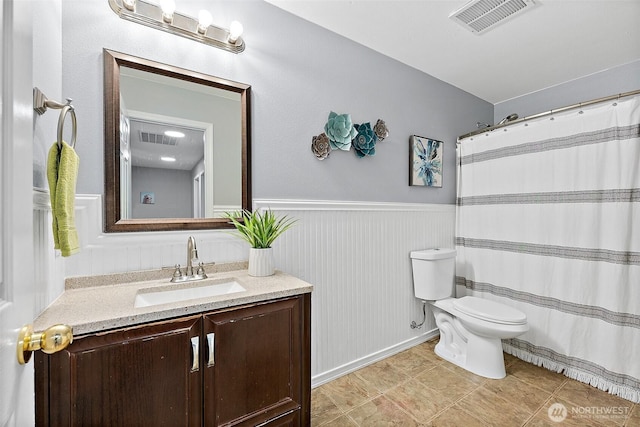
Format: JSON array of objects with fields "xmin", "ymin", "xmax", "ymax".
[
  {"xmin": 129, "ymin": 119, "xmax": 205, "ymax": 170},
  {"xmin": 265, "ymin": 0, "xmax": 640, "ymax": 104}
]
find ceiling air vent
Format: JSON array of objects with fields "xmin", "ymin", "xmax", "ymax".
[
  {"xmin": 449, "ymin": 0, "xmax": 537, "ymax": 34},
  {"xmin": 140, "ymin": 131, "xmax": 178, "ymax": 146}
]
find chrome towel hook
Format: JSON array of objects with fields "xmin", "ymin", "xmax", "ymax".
[{"xmin": 33, "ymin": 87, "xmax": 78, "ymax": 150}]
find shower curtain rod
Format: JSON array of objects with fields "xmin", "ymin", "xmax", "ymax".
[{"xmin": 458, "ymin": 88, "xmax": 640, "ymax": 141}]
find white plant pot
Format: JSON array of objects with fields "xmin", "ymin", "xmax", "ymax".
[{"xmin": 248, "ymin": 247, "xmax": 275, "ymax": 277}]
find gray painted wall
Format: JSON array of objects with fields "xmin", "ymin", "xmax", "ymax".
[
  {"xmin": 495, "ymin": 60, "xmax": 640, "ymax": 124},
  {"xmin": 131, "ymin": 167, "xmax": 193, "ymax": 218},
  {"xmin": 33, "ymin": 0, "xmax": 63, "ymax": 190},
  {"xmin": 61, "ymin": 0, "xmax": 492, "ymax": 206}
]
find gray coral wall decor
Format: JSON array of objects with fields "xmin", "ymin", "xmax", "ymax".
[{"xmin": 311, "ymin": 112, "xmax": 389, "ymax": 160}]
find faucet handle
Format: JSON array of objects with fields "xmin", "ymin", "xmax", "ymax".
[
  {"xmin": 196, "ymin": 262, "xmax": 206, "ymax": 276},
  {"xmin": 172, "ymin": 264, "xmax": 183, "ymax": 278}
]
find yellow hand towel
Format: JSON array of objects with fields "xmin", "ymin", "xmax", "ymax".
[
  {"xmin": 47, "ymin": 141, "xmax": 80, "ymax": 257},
  {"xmin": 46, "ymin": 144, "xmax": 60, "ymax": 249}
]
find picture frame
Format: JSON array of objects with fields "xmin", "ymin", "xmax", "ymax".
[
  {"xmin": 140, "ymin": 192, "xmax": 155, "ymax": 204},
  {"xmin": 409, "ymin": 135, "xmax": 443, "ymax": 187}
]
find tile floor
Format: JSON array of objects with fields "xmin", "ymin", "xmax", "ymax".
[{"xmin": 311, "ymin": 338, "xmax": 640, "ymax": 426}]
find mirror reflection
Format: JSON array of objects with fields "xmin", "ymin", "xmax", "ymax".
[
  {"xmin": 104, "ymin": 49, "xmax": 251, "ymax": 232},
  {"xmin": 124, "ymin": 118, "xmax": 207, "ymax": 219}
]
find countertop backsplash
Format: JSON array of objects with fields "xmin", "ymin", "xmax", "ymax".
[{"xmin": 64, "ymin": 261, "xmax": 248, "ymax": 290}]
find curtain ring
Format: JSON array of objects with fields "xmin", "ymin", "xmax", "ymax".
[{"xmin": 57, "ymin": 104, "xmax": 77, "ymax": 150}]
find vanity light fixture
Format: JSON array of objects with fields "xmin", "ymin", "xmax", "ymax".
[{"xmin": 107, "ymin": 0, "xmax": 245, "ymax": 53}]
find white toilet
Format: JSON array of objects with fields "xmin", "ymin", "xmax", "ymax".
[{"xmin": 410, "ymin": 248, "xmax": 528, "ymax": 379}]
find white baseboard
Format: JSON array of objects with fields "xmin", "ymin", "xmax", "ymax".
[{"xmin": 311, "ymin": 328, "xmax": 439, "ymax": 388}]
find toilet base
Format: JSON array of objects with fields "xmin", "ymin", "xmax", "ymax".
[
  {"xmin": 434, "ymin": 334, "xmax": 507, "ymax": 379},
  {"xmin": 432, "ymin": 305, "xmax": 508, "ymax": 379},
  {"xmin": 434, "ymin": 334, "xmax": 506, "ymax": 379},
  {"xmin": 464, "ymin": 334, "xmax": 506, "ymax": 379}
]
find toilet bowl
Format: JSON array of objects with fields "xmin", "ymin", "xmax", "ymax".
[{"xmin": 410, "ymin": 248, "xmax": 528, "ymax": 379}]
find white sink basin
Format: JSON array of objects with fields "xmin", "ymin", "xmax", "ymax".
[{"xmin": 134, "ymin": 280, "xmax": 246, "ymax": 308}]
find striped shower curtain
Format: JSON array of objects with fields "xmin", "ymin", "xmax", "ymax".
[{"xmin": 455, "ymin": 94, "xmax": 640, "ymax": 402}]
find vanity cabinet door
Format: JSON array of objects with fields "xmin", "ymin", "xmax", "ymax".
[
  {"xmin": 35, "ymin": 315, "xmax": 203, "ymax": 427},
  {"xmin": 202, "ymin": 295, "xmax": 311, "ymax": 427}
]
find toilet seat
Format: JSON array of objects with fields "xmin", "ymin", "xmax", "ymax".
[{"xmin": 453, "ymin": 296, "xmax": 526, "ymax": 325}]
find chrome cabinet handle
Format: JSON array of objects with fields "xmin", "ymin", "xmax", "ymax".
[
  {"xmin": 191, "ymin": 336, "xmax": 199, "ymax": 371},
  {"xmin": 207, "ymin": 333, "xmax": 215, "ymax": 366}
]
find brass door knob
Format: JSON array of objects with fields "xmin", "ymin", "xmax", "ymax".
[{"xmin": 17, "ymin": 324, "xmax": 73, "ymax": 365}]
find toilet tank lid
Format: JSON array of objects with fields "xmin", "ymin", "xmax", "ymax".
[{"xmin": 410, "ymin": 248, "xmax": 456, "ymax": 260}]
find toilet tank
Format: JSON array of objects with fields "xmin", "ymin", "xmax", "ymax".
[{"xmin": 410, "ymin": 248, "xmax": 456, "ymax": 301}]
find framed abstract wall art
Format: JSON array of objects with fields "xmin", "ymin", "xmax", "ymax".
[{"xmin": 409, "ymin": 135, "xmax": 443, "ymax": 187}]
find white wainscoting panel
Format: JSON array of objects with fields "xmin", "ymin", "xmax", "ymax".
[
  {"xmin": 63, "ymin": 194, "xmax": 248, "ymax": 278},
  {"xmin": 38, "ymin": 194, "xmax": 454, "ymax": 387},
  {"xmin": 33, "ymin": 189, "xmax": 66, "ymax": 313},
  {"xmin": 254, "ymin": 200, "xmax": 455, "ymax": 386}
]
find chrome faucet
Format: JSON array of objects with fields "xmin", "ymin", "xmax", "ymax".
[
  {"xmin": 186, "ymin": 235, "xmax": 198, "ymax": 276},
  {"xmin": 171, "ymin": 236, "xmax": 209, "ymax": 283}
]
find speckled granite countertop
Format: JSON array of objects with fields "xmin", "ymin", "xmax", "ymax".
[{"xmin": 34, "ymin": 263, "xmax": 313, "ymax": 336}]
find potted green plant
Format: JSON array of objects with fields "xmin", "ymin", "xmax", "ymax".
[{"xmin": 224, "ymin": 209, "xmax": 297, "ymax": 276}]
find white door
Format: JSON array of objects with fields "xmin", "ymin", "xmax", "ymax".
[{"xmin": 0, "ymin": 1, "xmax": 37, "ymax": 426}]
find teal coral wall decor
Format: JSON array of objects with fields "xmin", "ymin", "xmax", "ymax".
[
  {"xmin": 325, "ymin": 112, "xmax": 356, "ymax": 151},
  {"xmin": 353, "ymin": 123, "xmax": 377, "ymax": 158},
  {"xmin": 312, "ymin": 112, "xmax": 389, "ymax": 160}
]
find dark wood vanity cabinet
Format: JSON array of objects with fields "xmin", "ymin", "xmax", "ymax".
[
  {"xmin": 35, "ymin": 294, "xmax": 311, "ymax": 427},
  {"xmin": 35, "ymin": 315, "xmax": 203, "ymax": 426}
]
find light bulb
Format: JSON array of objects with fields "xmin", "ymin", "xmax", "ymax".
[
  {"xmin": 122, "ymin": 0, "xmax": 136, "ymax": 11},
  {"xmin": 160, "ymin": 0, "xmax": 175, "ymax": 23},
  {"xmin": 228, "ymin": 20, "xmax": 243, "ymax": 44},
  {"xmin": 197, "ymin": 10, "xmax": 212, "ymax": 34},
  {"xmin": 164, "ymin": 130, "xmax": 185, "ymax": 138}
]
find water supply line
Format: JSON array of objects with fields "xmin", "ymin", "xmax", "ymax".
[{"xmin": 410, "ymin": 301, "xmax": 428, "ymax": 329}]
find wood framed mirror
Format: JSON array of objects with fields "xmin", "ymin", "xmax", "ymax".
[{"xmin": 104, "ymin": 49, "xmax": 251, "ymax": 232}]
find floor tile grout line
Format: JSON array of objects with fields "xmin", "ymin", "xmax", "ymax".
[
  {"xmin": 313, "ymin": 341, "xmax": 638, "ymax": 426},
  {"xmin": 512, "ymin": 367, "xmax": 569, "ymax": 396},
  {"xmin": 628, "ymin": 403, "xmax": 638, "ymax": 425},
  {"xmin": 420, "ymin": 373, "xmax": 488, "ymax": 425},
  {"xmin": 344, "ymin": 412, "xmax": 360, "ymax": 427},
  {"xmin": 425, "ymin": 388, "xmax": 486, "ymax": 426},
  {"xmin": 481, "ymin": 373, "xmax": 562, "ymax": 421},
  {"xmin": 387, "ymin": 351, "xmax": 484, "ymax": 424},
  {"xmin": 522, "ymin": 395, "xmax": 557, "ymax": 426},
  {"xmin": 384, "ymin": 390, "xmax": 433, "ymax": 425},
  {"xmin": 313, "ymin": 385, "xmax": 364, "ymax": 426},
  {"xmin": 321, "ymin": 384, "xmax": 383, "ymax": 426},
  {"xmin": 377, "ymin": 352, "xmax": 466, "ymax": 424},
  {"xmin": 454, "ymin": 401, "xmax": 495, "ymax": 427}
]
